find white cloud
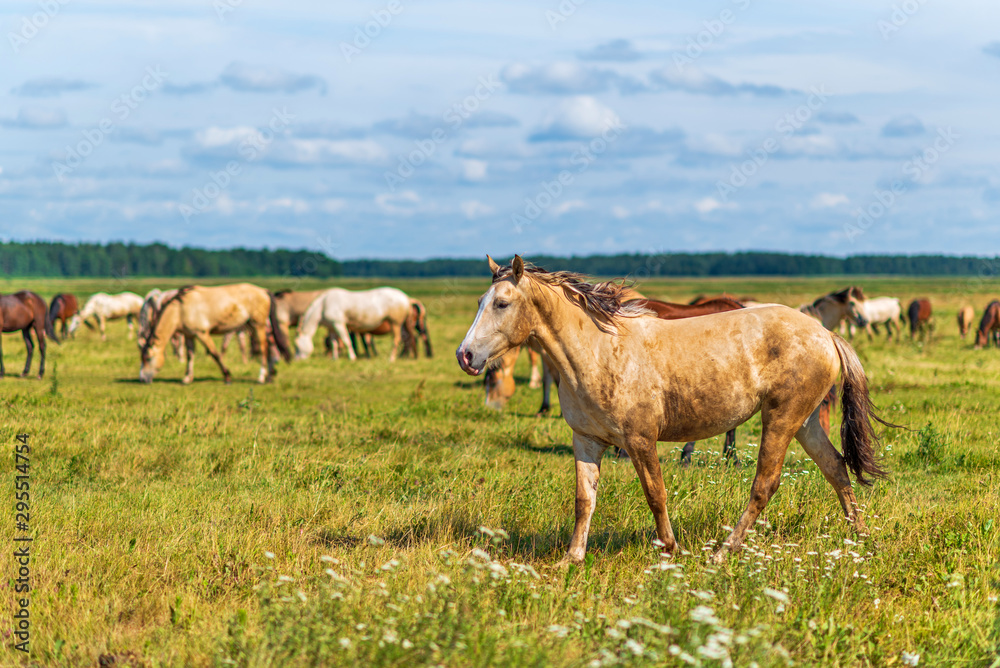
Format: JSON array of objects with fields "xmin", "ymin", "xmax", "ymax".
[
  {"xmin": 375, "ymin": 190, "xmax": 420, "ymax": 215},
  {"xmin": 321, "ymin": 198, "xmax": 347, "ymax": 214},
  {"xmin": 460, "ymin": 200, "xmax": 495, "ymax": 219},
  {"xmin": 551, "ymin": 199, "xmax": 587, "ymax": 217},
  {"xmin": 531, "ymin": 96, "xmax": 622, "ymax": 141},
  {"xmin": 694, "ymin": 197, "xmax": 737, "ymax": 214},
  {"xmin": 811, "ymin": 193, "xmax": 849, "ymax": 208},
  {"xmin": 461, "ymin": 159, "xmax": 488, "ymax": 181}
]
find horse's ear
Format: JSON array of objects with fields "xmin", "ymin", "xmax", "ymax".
[
  {"xmin": 487, "ymin": 254, "xmax": 500, "ymax": 277},
  {"xmin": 512, "ymin": 255, "xmax": 524, "ymax": 284}
]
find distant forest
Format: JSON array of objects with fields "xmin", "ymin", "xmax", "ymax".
[{"xmin": 1, "ymin": 241, "xmax": 998, "ymax": 279}]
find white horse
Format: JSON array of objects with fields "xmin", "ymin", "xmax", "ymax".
[
  {"xmin": 295, "ymin": 287, "xmax": 413, "ymax": 362},
  {"xmin": 859, "ymin": 297, "xmax": 903, "ymax": 340},
  {"xmin": 69, "ymin": 292, "xmax": 144, "ymax": 340}
]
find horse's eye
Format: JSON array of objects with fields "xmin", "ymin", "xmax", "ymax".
[{"xmin": 494, "ymin": 300, "xmax": 509, "ymax": 309}]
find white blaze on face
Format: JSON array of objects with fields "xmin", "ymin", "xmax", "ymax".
[{"xmin": 460, "ymin": 285, "xmax": 495, "ymax": 352}]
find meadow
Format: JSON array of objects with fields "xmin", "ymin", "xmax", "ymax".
[{"xmin": 2, "ymin": 273, "xmax": 999, "ymax": 667}]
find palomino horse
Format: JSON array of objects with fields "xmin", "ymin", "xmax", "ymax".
[
  {"xmin": 907, "ymin": 298, "xmax": 933, "ymax": 340},
  {"xmin": 1, "ymin": 291, "xmax": 57, "ymax": 379},
  {"xmin": 974, "ymin": 301, "xmax": 1000, "ymax": 349},
  {"xmin": 70, "ymin": 292, "xmax": 144, "ymax": 341},
  {"xmin": 807, "ymin": 287, "xmax": 869, "ymax": 332},
  {"xmin": 141, "ymin": 289, "xmax": 253, "ymax": 363},
  {"xmin": 958, "ymin": 305, "xmax": 975, "ymax": 340},
  {"xmin": 457, "ymin": 256, "xmax": 889, "ymax": 564},
  {"xmin": 295, "ymin": 287, "xmax": 413, "ymax": 362},
  {"xmin": 859, "ymin": 297, "xmax": 904, "ymax": 340},
  {"xmin": 139, "ymin": 284, "xmax": 291, "ymax": 384},
  {"xmin": 47, "ymin": 293, "xmax": 78, "ymax": 342}
]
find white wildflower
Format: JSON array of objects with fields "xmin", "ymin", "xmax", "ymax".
[
  {"xmin": 763, "ymin": 588, "xmax": 789, "ymax": 603},
  {"xmin": 901, "ymin": 651, "xmax": 920, "ymax": 666},
  {"xmin": 367, "ymin": 534, "xmax": 385, "ymax": 546}
]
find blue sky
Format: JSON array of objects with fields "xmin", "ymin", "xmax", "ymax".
[{"xmin": 1, "ymin": 0, "xmax": 999, "ymax": 259}]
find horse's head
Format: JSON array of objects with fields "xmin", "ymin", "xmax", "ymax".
[
  {"xmin": 833, "ymin": 287, "xmax": 868, "ymax": 328},
  {"xmin": 139, "ymin": 336, "xmax": 166, "ymax": 383},
  {"xmin": 456, "ymin": 255, "xmax": 533, "ymax": 376},
  {"xmin": 294, "ymin": 332, "xmax": 314, "ymax": 360},
  {"xmin": 67, "ymin": 314, "xmax": 82, "ymax": 334}
]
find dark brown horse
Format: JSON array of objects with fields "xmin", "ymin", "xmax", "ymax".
[
  {"xmin": 1, "ymin": 291, "xmax": 57, "ymax": 379},
  {"xmin": 626, "ymin": 298, "xmax": 745, "ymax": 465},
  {"xmin": 907, "ymin": 298, "xmax": 933, "ymax": 339},
  {"xmin": 48, "ymin": 293, "xmax": 79, "ymax": 342},
  {"xmin": 975, "ymin": 300, "xmax": 1000, "ymax": 349}
]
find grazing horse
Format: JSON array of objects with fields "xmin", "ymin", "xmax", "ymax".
[
  {"xmin": 295, "ymin": 287, "xmax": 414, "ymax": 362},
  {"xmin": 406, "ymin": 299, "xmax": 433, "ymax": 358},
  {"xmin": 70, "ymin": 292, "xmax": 144, "ymax": 341},
  {"xmin": 483, "ymin": 346, "xmax": 545, "ymax": 410},
  {"xmin": 47, "ymin": 293, "xmax": 78, "ymax": 341},
  {"xmin": 859, "ymin": 297, "xmax": 904, "ymax": 340},
  {"xmin": 808, "ymin": 287, "xmax": 869, "ymax": 332},
  {"xmin": 139, "ymin": 284, "xmax": 291, "ymax": 384},
  {"xmin": 457, "ymin": 256, "xmax": 890, "ymax": 564},
  {"xmin": 1, "ymin": 291, "xmax": 57, "ymax": 379},
  {"xmin": 974, "ymin": 301, "xmax": 1000, "ymax": 349},
  {"xmin": 907, "ymin": 298, "xmax": 933, "ymax": 340},
  {"xmin": 958, "ymin": 305, "xmax": 975, "ymax": 340}
]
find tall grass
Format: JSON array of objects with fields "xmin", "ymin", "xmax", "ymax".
[{"xmin": 0, "ymin": 276, "xmax": 998, "ymax": 666}]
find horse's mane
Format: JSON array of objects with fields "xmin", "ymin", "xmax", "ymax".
[
  {"xmin": 140, "ymin": 285, "xmax": 195, "ymax": 358},
  {"xmin": 815, "ymin": 286, "xmax": 864, "ymax": 307},
  {"xmin": 493, "ymin": 262, "xmax": 652, "ymax": 328}
]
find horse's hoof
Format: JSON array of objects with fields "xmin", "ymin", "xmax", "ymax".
[
  {"xmin": 182, "ymin": 377, "xmax": 193, "ymax": 385},
  {"xmin": 709, "ymin": 549, "xmax": 728, "ymax": 565}
]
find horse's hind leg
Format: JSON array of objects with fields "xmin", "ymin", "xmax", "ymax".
[
  {"xmin": 193, "ymin": 331, "xmax": 231, "ymax": 383},
  {"xmin": 794, "ymin": 407, "xmax": 866, "ymax": 531},
  {"xmin": 561, "ymin": 433, "xmax": 609, "ymax": 564},
  {"xmin": 0, "ymin": 331, "xmax": 5, "ymax": 377},
  {"xmin": 20, "ymin": 329, "xmax": 34, "ymax": 377},
  {"xmin": 36, "ymin": 324, "xmax": 46, "ymax": 379},
  {"xmin": 714, "ymin": 409, "xmax": 800, "ymax": 563}
]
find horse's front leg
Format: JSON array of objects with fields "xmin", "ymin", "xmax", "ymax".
[
  {"xmin": 183, "ymin": 335, "xmax": 196, "ymax": 384},
  {"xmin": 20, "ymin": 329, "xmax": 34, "ymax": 377},
  {"xmin": 628, "ymin": 436, "xmax": 679, "ymax": 556},
  {"xmin": 0, "ymin": 331, "xmax": 5, "ymax": 377},
  {"xmin": 560, "ymin": 433, "xmax": 608, "ymax": 565}
]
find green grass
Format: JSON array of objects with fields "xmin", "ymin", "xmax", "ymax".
[{"xmin": 2, "ymin": 275, "xmax": 1000, "ymax": 667}]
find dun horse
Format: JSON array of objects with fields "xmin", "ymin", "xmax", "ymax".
[
  {"xmin": 1, "ymin": 291, "xmax": 57, "ymax": 379},
  {"xmin": 139, "ymin": 284, "xmax": 291, "ymax": 384},
  {"xmin": 457, "ymin": 257, "xmax": 890, "ymax": 564},
  {"xmin": 47, "ymin": 293, "xmax": 78, "ymax": 341},
  {"xmin": 958, "ymin": 305, "xmax": 975, "ymax": 340}
]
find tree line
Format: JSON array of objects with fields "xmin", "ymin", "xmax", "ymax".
[{"xmin": 1, "ymin": 241, "xmax": 997, "ymax": 278}]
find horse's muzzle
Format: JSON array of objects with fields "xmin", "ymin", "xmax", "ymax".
[{"xmin": 456, "ymin": 347, "xmax": 482, "ymax": 376}]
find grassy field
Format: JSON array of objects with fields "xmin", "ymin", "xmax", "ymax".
[{"xmin": 2, "ymin": 273, "xmax": 1000, "ymax": 667}]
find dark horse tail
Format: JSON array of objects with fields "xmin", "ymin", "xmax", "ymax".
[
  {"xmin": 44, "ymin": 295, "xmax": 60, "ymax": 344},
  {"xmin": 832, "ymin": 335, "xmax": 892, "ymax": 486},
  {"xmin": 268, "ymin": 293, "xmax": 293, "ymax": 362},
  {"xmin": 413, "ymin": 300, "xmax": 433, "ymax": 357}
]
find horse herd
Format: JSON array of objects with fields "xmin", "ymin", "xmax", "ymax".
[{"xmin": 0, "ymin": 284, "xmax": 433, "ymax": 382}]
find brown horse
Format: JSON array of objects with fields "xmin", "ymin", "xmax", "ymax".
[
  {"xmin": 957, "ymin": 305, "xmax": 975, "ymax": 340},
  {"xmin": 47, "ymin": 293, "xmax": 78, "ymax": 341},
  {"xmin": 974, "ymin": 301, "xmax": 1000, "ymax": 349},
  {"xmin": 907, "ymin": 298, "xmax": 933, "ymax": 339},
  {"xmin": 1, "ymin": 291, "xmax": 57, "ymax": 379},
  {"xmin": 483, "ymin": 345, "xmax": 544, "ymax": 410},
  {"xmin": 458, "ymin": 256, "xmax": 890, "ymax": 564},
  {"xmin": 809, "ymin": 287, "xmax": 869, "ymax": 331}
]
